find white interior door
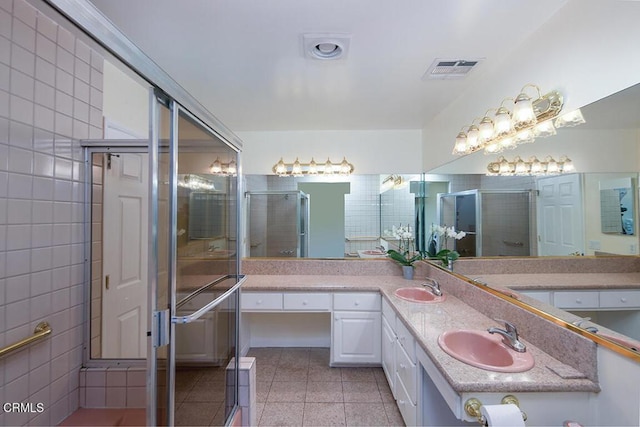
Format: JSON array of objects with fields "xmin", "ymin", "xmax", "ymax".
[
  {"xmin": 536, "ymin": 174, "xmax": 585, "ymax": 256},
  {"xmin": 102, "ymin": 152, "xmax": 149, "ymax": 358}
]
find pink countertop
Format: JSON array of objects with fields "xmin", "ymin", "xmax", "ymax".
[{"xmin": 242, "ymin": 274, "xmax": 599, "ymax": 394}]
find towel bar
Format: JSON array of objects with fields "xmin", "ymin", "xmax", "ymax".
[{"xmin": 0, "ymin": 322, "xmax": 52, "ymax": 358}]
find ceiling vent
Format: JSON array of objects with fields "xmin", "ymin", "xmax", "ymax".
[
  {"xmin": 303, "ymin": 33, "xmax": 351, "ymax": 60},
  {"xmin": 423, "ymin": 58, "xmax": 483, "ymax": 80}
]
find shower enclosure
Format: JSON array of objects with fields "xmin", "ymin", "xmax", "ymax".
[
  {"xmin": 246, "ymin": 191, "xmax": 310, "ymax": 257},
  {"xmin": 438, "ymin": 189, "xmax": 533, "ymax": 257}
]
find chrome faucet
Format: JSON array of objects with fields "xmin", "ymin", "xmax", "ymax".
[
  {"xmin": 488, "ymin": 320, "xmax": 527, "ymax": 352},
  {"xmin": 572, "ymin": 317, "xmax": 599, "ymax": 333},
  {"xmin": 422, "ymin": 277, "xmax": 442, "ymax": 296}
]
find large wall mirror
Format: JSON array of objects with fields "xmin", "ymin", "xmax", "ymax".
[{"xmin": 242, "ymin": 81, "xmax": 640, "ymax": 358}]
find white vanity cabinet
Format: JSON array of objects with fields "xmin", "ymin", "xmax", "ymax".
[
  {"xmin": 331, "ymin": 292, "xmax": 382, "ymax": 365},
  {"xmin": 381, "ymin": 298, "xmax": 418, "ymax": 426},
  {"xmin": 381, "ymin": 299, "xmax": 397, "ymax": 397}
]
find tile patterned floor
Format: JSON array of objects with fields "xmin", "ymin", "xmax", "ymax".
[{"xmin": 246, "ymin": 347, "xmax": 405, "ymax": 427}]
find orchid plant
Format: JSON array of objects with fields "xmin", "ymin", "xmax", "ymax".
[
  {"xmin": 385, "ymin": 224, "xmax": 422, "ymax": 268},
  {"xmin": 426, "ymin": 224, "xmax": 467, "ymax": 267}
]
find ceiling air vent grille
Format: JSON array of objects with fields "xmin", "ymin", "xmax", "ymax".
[{"xmin": 423, "ymin": 58, "xmax": 483, "ymax": 80}]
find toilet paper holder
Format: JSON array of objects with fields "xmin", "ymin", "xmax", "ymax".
[{"xmin": 464, "ymin": 395, "xmax": 527, "ymax": 426}]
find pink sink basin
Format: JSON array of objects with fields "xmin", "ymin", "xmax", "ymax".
[
  {"xmin": 437, "ymin": 329, "xmax": 535, "ymax": 373},
  {"xmin": 599, "ymin": 333, "xmax": 640, "ymax": 352},
  {"xmin": 394, "ymin": 287, "xmax": 446, "ymax": 303},
  {"xmin": 362, "ymin": 250, "xmax": 386, "ymax": 255}
]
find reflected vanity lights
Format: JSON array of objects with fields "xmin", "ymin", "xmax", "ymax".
[
  {"xmin": 178, "ymin": 174, "xmax": 216, "ymax": 191},
  {"xmin": 272, "ymin": 157, "xmax": 354, "ymax": 177},
  {"xmin": 486, "ymin": 155, "xmax": 575, "ymax": 176},
  {"xmin": 453, "ymin": 84, "xmax": 586, "ymax": 156},
  {"xmin": 209, "ymin": 157, "xmax": 237, "ymax": 176}
]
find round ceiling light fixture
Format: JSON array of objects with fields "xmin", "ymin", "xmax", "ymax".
[
  {"xmin": 303, "ymin": 33, "xmax": 351, "ymax": 60},
  {"xmin": 311, "ymin": 41, "xmax": 343, "ymax": 59}
]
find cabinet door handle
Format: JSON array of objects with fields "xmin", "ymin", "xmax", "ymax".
[
  {"xmin": 302, "ymin": 301, "xmax": 308, "ymax": 305},
  {"xmin": 575, "ymin": 298, "xmax": 582, "ymax": 304},
  {"xmin": 354, "ymin": 301, "xmax": 360, "ymax": 306},
  {"xmin": 399, "ymin": 363, "xmax": 406, "ymax": 369},
  {"xmin": 257, "ymin": 300, "xmax": 262, "ymax": 304},
  {"xmin": 621, "ymin": 297, "xmax": 628, "ymax": 303}
]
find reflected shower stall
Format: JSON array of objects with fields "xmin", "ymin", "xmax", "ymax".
[
  {"xmin": 438, "ymin": 189, "xmax": 533, "ymax": 257},
  {"xmin": 246, "ymin": 191, "xmax": 310, "ymax": 257}
]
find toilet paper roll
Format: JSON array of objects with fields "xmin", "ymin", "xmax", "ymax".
[{"xmin": 480, "ymin": 403, "xmax": 525, "ymax": 427}]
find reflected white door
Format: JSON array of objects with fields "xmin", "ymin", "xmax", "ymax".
[
  {"xmin": 102, "ymin": 152, "xmax": 149, "ymax": 358},
  {"xmin": 536, "ymin": 174, "xmax": 584, "ymax": 256}
]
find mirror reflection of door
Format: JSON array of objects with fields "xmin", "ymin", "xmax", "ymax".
[
  {"xmin": 96, "ymin": 151, "xmax": 149, "ymax": 359},
  {"xmin": 536, "ymin": 174, "xmax": 585, "ymax": 256}
]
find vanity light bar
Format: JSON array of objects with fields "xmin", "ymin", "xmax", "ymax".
[
  {"xmin": 272, "ymin": 157, "xmax": 354, "ymax": 177},
  {"xmin": 486, "ymin": 155, "xmax": 575, "ymax": 176},
  {"xmin": 452, "ymin": 85, "xmax": 581, "ymax": 156}
]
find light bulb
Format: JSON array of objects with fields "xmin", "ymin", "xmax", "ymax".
[
  {"xmin": 493, "ymin": 107, "xmax": 514, "ymax": 137},
  {"xmin": 453, "ymin": 131, "xmax": 468, "ymax": 154},
  {"xmin": 227, "ymin": 159, "xmax": 237, "ymax": 175},
  {"xmin": 323, "ymin": 158, "xmax": 334, "ymax": 175},
  {"xmin": 275, "ymin": 158, "xmax": 287, "ymax": 176},
  {"xmin": 478, "ymin": 116, "xmax": 494, "ymax": 143},
  {"xmin": 533, "ymin": 120, "xmax": 556, "ymax": 138},
  {"xmin": 513, "ymin": 92, "xmax": 537, "ymax": 128},
  {"xmin": 466, "ymin": 125, "xmax": 480, "ymax": 151},
  {"xmin": 308, "ymin": 158, "xmax": 318, "ymax": 174},
  {"xmin": 210, "ymin": 157, "xmax": 222, "ymax": 174},
  {"xmin": 339, "ymin": 157, "xmax": 351, "ymax": 174}
]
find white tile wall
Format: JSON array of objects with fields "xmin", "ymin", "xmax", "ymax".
[{"xmin": 0, "ymin": 0, "xmax": 104, "ymax": 425}]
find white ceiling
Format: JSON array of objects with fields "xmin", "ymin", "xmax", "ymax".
[{"xmin": 88, "ymin": 0, "xmax": 570, "ymax": 132}]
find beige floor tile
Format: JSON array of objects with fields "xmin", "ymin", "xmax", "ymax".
[
  {"xmin": 256, "ymin": 364, "xmax": 277, "ymax": 382},
  {"xmin": 341, "ymin": 367, "xmax": 377, "ymax": 382},
  {"xmin": 377, "ymin": 381, "xmax": 395, "ymax": 403},
  {"xmin": 303, "ymin": 402, "xmax": 346, "ymax": 426},
  {"xmin": 185, "ymin": 381, "xmax": 227, "ymax": 402},
  {"xmin": 257, "ymin": 381, "xmax": 272, "ymax": 403},
  {"xmin": 308, "ymin": 365, "xmax": 343, "ymax": 382},
  {"xmin": 255, "ymin": 402, "xmax": 266, "ymax": 425},
  {"xmin": 197, "ymin": 367, "xmax": 226, "ymax": 383},
  {"xmin": 305, "ymin": 381, "xmax": 343, "ymax": 403},
  {"xmin": 248, "ymin": 347, "xmax": 283, "ymax": 365},
  {"xmin": 175, "ymin": 402, "xmax": 217, "ymax": 426},
  {"xmin": 279, "ymin": 349, "xmax": 311, "ymax": 369},
  {"xmin": 267, "ymin": 381, "xmax": 307, "ymax": 403},
  {"xmin": 175, "ymin": 369, "xmax": 202, "ymax": 390},
  {"xmin": 309, "ymin": 348, "xmax": 330, "ymax": 366},
  {"xmin": 209, "ymin": 402, "xmax": 226, "ymax": 426},
  {"xmin": 384, "ymin": 402, "xmax": 405, "ymax": 426},
  {"xmin": 343, "ymin": 381, "xmax": 382, "ymax": 403},
  {"xmin": 345, "ymin": 402, "xmax": 390, "ymax": 426},
  {"xmin": 259, "ymin": 402, "xmax": 304, "ymax": 426},
  {"xmin": 273, "ymin": 366, "xmax": 309, "ymax": 382},
  {"xmin": 373, "ymin": 368, "xmax": 388, "ymax": 384}
]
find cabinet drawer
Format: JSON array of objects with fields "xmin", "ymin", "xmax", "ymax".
[
  {"xmin": 599, "ymin": 290, "xmax": 640, "ymax": 309},
  {"xmin": 395, "ymin": 319, "xmax": 416, "ymax": 363},
  {"xmin": 241, "ymin": 292, "xmax": 283, "ymax": 311},
  {"xmin": 520, "ymin": 290, "xmax": 552, "ymax": 305},
  {"xmin": 395, "ymin": 371, "xmax": 417, "ymax": 427},
  {"xmin": 283, "ymin": 292, "xmax": 331, "ymax": 311},
  {"xmin": 333, "ymin": 292, "xmax": 381, "ymax": 311},
  {"xmin": 382, "ymin": 298, "xmax": 396, "ymax": 330},
  {"xmin": 395, "ymin": 341, "xmax": 417, "ymax": 405},
  {"xmin": 554, "ymin": 291, "xmax": 599, "ymax": 309}
]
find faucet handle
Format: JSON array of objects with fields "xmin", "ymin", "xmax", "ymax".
[{"xmin": 494, "ymin": 319, "xmax": 518, "ymax": 334}]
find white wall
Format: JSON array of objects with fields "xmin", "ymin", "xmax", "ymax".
[
  {"xmin": 594, "ymin": 347, "xmax": 640, "ymax": 426},
  {"xmin": 423, "ymin": 0, "xmax": 640, "ymax": 172},
  {"xmin": 102, "ymin": 61, "xmax": 148, "ymax": 137},
  {"xmin": 238, "ymin": 129, "xmax": 422, "ymax": 175}
]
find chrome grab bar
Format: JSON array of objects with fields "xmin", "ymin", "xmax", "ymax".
[
  {"xmin": 0, "ymin": 322, "xmax": 52, "ymax": 358},
  {"xmin": 172, "ymin": 275, "xmax": 246, "ymax": 324}
]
